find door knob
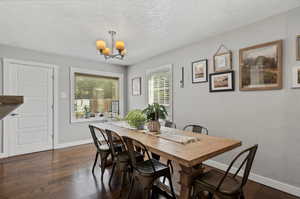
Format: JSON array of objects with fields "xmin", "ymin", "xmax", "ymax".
[{"xmin": 10, "ymin": 113, "xmax": 19, "ymax": 116}]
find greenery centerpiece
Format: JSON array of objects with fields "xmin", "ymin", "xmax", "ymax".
[
  {"xmin": 125, "ymin": 109, "xmax": 147, "ymax": 130},
  {"xmin": 142, "ymin": 103, "xmax": 168, "ymax": 132}
]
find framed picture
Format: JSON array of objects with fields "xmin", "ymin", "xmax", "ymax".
[
  {"xmin": 292, "ymin": 66, "xmax": 300, "ymax": 88},
  {"xmin": 192, "ymin": 59, "xmax": 208, "ymax": 83},
  {"xmin": 132, "ymin": 77, "xmax": 141, "ymax": 96},
  {"xmin": 214, "ymin": 52, "xmax": 232, "ymax": 72},
  {"xmin": 239, "ymin": 40, "xmax": 283, "ymax": 91},
  {"xmin": 209, "ymin": 71, "xmax": 235, "ymax": 92},
  {"xmin": 297, "ymin": 35, "xmax": 300, "ymax": 61}
]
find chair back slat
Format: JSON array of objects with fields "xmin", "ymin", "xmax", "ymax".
[
  {"xmin": 89, "ymin": 125, "xmax": 109, "ymax": 151},
  {"xmin": 183, "ymin": 124, "xmax": 208, "ymax": 135},
  {"xmin": 105, "ymin": 130, "xmax": 126, "ymax": 158},
  {"xmin": 123, "ymin": 136, "xmax": 155, "ymax": 172},
  {"xmin": 216, "ymin": 145, "xmax": 258, "ymax": 192}
]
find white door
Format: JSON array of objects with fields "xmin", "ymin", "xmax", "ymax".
[{"xmin": 4, "ymin": 59, "xmax": 54, "ymax": 156}]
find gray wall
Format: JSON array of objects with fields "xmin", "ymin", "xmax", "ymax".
[
  {"xmin": 127, "ymin": 8, "xmax": 300, "ymax": 188},
  {"xmin": 0, "ymin": 44, "xmax": 127, "ymax": 151}
]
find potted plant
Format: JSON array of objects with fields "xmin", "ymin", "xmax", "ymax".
[
  {"xmin": 125, "ymin": 109, "xmax": 147, "ymax": 130},
  {"xmin": 142, "ymin": 103, "xmax": 168, "ymax": 132}
]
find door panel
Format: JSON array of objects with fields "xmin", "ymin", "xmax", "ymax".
[{"xmin": 4, "ymin": 60, "xmax": 54, "ymax": 156}]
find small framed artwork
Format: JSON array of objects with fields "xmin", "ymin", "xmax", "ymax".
[
  {"xmin": 239, "ymin": 40, "xmax": 283, "ymax": 91},
  {"xmin": 209, "ymin": 71, "xmax": 235, "ymax": 92},
  {"xmin": 292, "ymin": 66, "xmax": 300, "ymax": 88},
  {"xmin": 192, "ymin": 59, "xmax": 208, "ymax": 83},
  {"xmin": 132, "ymin": 77, "xmax": 141, "ymax": 96},
  {"xmin": 213, "ymin": 44, "xmax": 232, "ymax": 72},
  {"xmin": 297, "ymin": 35, "xmax": 300, "ymax": 61}
]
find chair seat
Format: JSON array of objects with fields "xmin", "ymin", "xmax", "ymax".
[
  {"xmin": 195, "ymin": 169, "xmax": 241, "ymax": 195},
  {"xmin": 117, "ymin": 151, "xmax": 144, "ymax": 163},
  {"xmin": 135, "ymin": 159, "xmax": 168, "ymax": 175}
]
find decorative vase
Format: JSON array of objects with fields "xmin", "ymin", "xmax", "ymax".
[{"xmin": 147, "ymin": 120, "xmax": 161, "ymax": 132}]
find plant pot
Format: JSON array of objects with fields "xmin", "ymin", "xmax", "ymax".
[{"xmin": 147, "ymin": 120, "xmax": 160, "ymax": 132}]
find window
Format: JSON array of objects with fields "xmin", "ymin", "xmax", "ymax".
[
  {"xmin": 147, "ymin": 65, "xmax": 173, "ymax": 120},
  {"xmin": 70, "ymin": 68, "xmax": 123, "ymax": 123}
]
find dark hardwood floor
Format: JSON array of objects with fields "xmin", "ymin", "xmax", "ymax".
[{"xmin": 0, "ymin": 144, "xmax": 298, "ymax": 199}]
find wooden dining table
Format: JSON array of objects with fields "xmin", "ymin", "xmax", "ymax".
[{"xmin": 91, "ymin": 122, "xmax": 241, "ymax": 199}]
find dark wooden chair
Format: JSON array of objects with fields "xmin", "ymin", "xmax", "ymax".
[
  {"xmin": 183, "ymin": 124, "xmax": 208, "ymax": 135},
  {"xmin": 105, "ymin": 130, "xmax": 144, "ymax": 187},
  {"xmin": 88, "ymin": 125, "xmax": 112, "ymax": 181},
  {"xmin": 123, "ymin": 136, "xmax": 177, "ymax": 199},
  {"xmin": 192, "ymin": 145, "xmax": 258, "ymax": 199}
]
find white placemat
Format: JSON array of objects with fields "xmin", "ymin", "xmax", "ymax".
[{"xmin": 109, "ymin": 121, "xmax": 199, "ymax": 145}]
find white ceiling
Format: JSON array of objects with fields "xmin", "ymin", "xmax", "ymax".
[{"xmin": 0, "ymin": 0, "xmax": 299, "ymax": 66}]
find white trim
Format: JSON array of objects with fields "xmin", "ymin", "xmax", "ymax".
[
  {"xmin": 2, "ymin": 58, "xmax": 59, "ymax": 157},
  {"xmin": 0, "ymin": 153, "xmax": 7, "ymax": 159},
  {"xmin": 145, "ymin": 64, "xmax": 174, "ymax": 121},
  {"xmin": 69, "ymin": 67, "xmax": 125, "ymax": 123},
  {"xmin": 54, "ymin": 139, "xmax": 93, "ymax": 149},
  {"xmin": 204, "ymin": 160, "xmax": 300, "ymax": 197}
]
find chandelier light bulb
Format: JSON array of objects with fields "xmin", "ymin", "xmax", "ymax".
[
  {"xmin": 102, "ymin": 48, "xmax": 111, "ymax": 56},
  {"xmin": 115, "ymin": 41, "xmax": 125, "ymax": 50},
  {"xmin": 96, "ymin": 40, "xmax": 106, "ymax": 50}
]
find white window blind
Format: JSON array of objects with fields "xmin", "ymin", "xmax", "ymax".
[{"xmin": 147, "ymin": 65, "xmax": 173, "ymax": 120}]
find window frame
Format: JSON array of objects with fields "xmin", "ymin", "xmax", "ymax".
[
  {"xmin": 146, "ymin": 64, "xmax": 173, "ymax": 121},
  {"xmin": 70, "ymin": 67, "xmax": 124, "ymax": 123}
]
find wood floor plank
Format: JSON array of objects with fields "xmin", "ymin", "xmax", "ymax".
[{"xmin": 0, "ymin": 144, "xmax": 298, "ymax": 199}]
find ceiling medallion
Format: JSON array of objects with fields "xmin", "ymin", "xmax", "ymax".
[{"xmin": 96, "ymin": 30, "xmax": 126, "ymax": 60}]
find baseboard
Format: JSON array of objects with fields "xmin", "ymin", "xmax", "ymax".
[
  {"xmin": 204, "ymin": 160, "xmax": 300, "ymax": 197},
  {"xmin": 0, "ymin": 153, "xmax": 8, "ymax": 159},
  {"xmin": 54, "ymin": 139, "xmax": 93, "ymax": 149}
]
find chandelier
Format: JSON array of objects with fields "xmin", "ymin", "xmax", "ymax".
[{"xmin": 96, "ymin": 30, "xmax": 126, "ymax": 60}]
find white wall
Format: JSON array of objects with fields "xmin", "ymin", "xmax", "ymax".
[
  {"xmin": 127, "ymin": 7, "xmax": 300, "ymax": 189},
  {"xmin": 0, "ymin": 44, "xmax": 127, "ymax": 152}
]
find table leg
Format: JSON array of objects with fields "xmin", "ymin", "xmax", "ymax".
[{"xmin": 179, "ymin": 164, "xmax": 203, "ymax": 199}]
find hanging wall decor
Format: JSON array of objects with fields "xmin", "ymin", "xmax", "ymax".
[
  {"xmin": 239, "ymin": 40, "xmax": 283, "ymax": 91},
  {"xmin": 297, "ymin": 35, "xmax": 300, "ymax": 61},
  {"xmin": 292, "ymin": 66, "xmax": 300, "ymax": 88},
  {"xmin": 209, "ymin": 71, "xmax": 235, "ymax": 92},
  {"xmin": 213, "ymin": 44, "xmax": 232, "ymax": 72},
  {"xmin": 192, "ymin": 59, "xmax": 208, "ymax": 83},
  {"xmin": 132, "ymin": 77, "xmax": 141, "ymax": 96}
]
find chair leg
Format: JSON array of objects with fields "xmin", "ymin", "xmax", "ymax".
[
  {"xmin": 100, "ymin": 155, "xmax": 108, "ymax": 182},
  {"xmin": 166, "ymin": 172, "xmax": 176, "ymax": 199},
  {"xmin": 127, "ymin": 176, "xmax": 135, "ymax": 199},
  {"xmin": 144, "ymin": 188, "xmax": 151, "ymax": 199},
  {"xmin": 109, "ymin": 162, "xmax": 116, "ymax": 185},
  {"xmin": 92, "ymin": 152, "xmax": 99, "ymax": 174},
  {"xmin": 240, "ymin": 191, "xmax": 245, "ymax": 199}
]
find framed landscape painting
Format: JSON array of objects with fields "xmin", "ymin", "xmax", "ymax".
[
  {"xmin": 292, "ymin": 66, "xmax": 300, "ymax": 88},
  {"xmin": 132, "ymin": 77, "xmax": 141, "ymax": 96},
  {"xmin": 239, "ymin": 40, "xmax": 283, "ymax": 91},
  {"xmin": 209, "ymin": 71, "xmax": 235, "ymax": 92},
  {"xmin": 192, "ymin": 59, "xmax": 208, "ymax": 83}
]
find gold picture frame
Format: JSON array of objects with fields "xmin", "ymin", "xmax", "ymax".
[
  {"xmin": 239, "ymin": 40, "xmax": 283, "ymax": 91},
  {"xmin": 213, "ymin": 44, "xmax": 232, "ymax": 72}
]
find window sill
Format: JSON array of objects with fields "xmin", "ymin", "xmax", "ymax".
[{"xmin": 70, "ymin": 117, "xmax": 116, "ymax": 124}]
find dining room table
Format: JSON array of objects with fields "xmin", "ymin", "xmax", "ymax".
[{"xmin": 91, "ymin": 121, "xmax": 241, "ymax": 199}]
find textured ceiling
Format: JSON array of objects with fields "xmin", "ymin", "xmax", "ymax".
[{"xmin": 0, "ymin": 0, "xmax": 299, "ymax": 66}]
